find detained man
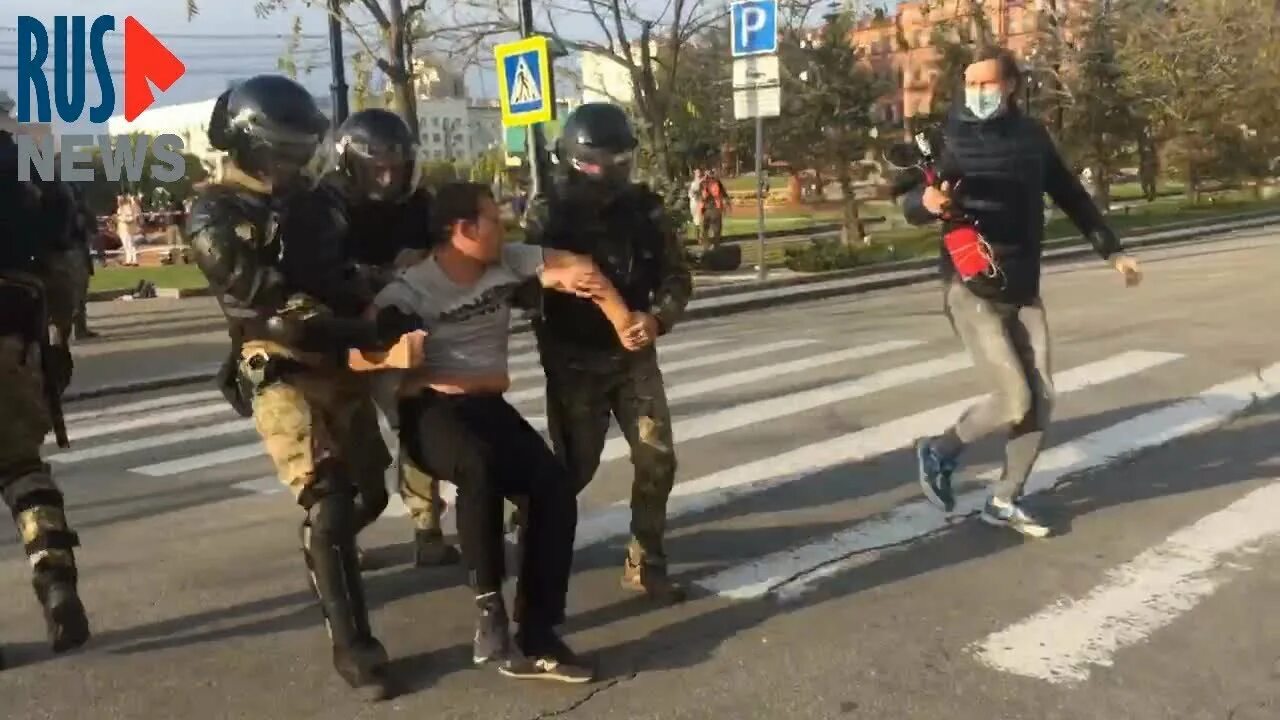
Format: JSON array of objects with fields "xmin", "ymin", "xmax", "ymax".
[
  {"xmin": 373, "ymin": 182, "xmax": 635, "ymax": 683},
  {"xmin": 901, "ymin": 47, "xmax": 1143, "ymax": 538}
]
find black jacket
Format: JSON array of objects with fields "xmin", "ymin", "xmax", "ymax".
[
  {"xmin": 902, "ymin": 103, "xmax": 1122, "ymax": 304},
  {"xmin": 527, "ymin": 180, "xmax": 692, "ymax": 353}
]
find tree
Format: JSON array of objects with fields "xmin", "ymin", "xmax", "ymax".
[
  {"xmin": 772, "ymin": 11, "xmax": 886, "ymax": 245},
  {"xmin": 1115, "ymin": 0, "xmax": 1258, "ymax": 201},
  {"xmin": 1038, "ymin": 0, "xmax": 1142, "ymax": 210},
  {"xmin": 915, "ymin": 0, "xmax": 994, "ymax": 134},
  {"xmin": 188, "ymin": 0, "xmax": 508, "ymax": 136},
  {"xmin": 534, "ymin": 0, "xmax": 729, "ymax": 195}
]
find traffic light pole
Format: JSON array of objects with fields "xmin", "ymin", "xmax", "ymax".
[
  {"xmin": 518, "ymin": 0, "xmax": 551, "ymax": 200},
  {"xmin": 328, "ymin": 0, "xmax": 349, "ymax": 125}
]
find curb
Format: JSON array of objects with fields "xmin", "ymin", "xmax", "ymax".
[{"xmin": 69, "ymin": 210, "xmax": 1280, "ymax": 402}]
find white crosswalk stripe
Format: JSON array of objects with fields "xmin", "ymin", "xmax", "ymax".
[{"xmin": 57, "ymin": 329, "xmax": 1277, "ymax": 683}]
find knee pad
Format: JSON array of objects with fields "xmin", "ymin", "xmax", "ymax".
[
  {"xmin": 354, "ymin": 483, "xmax": 389, "ymax": 531},
  {"xmin": 12, "ymin": 489, "xmax": 79, "ymax": 558},
  {"xmin": 301, "ymin": 459, "xmax": 356, "ymax": 539}
]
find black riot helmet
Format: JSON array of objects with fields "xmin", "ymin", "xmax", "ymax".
[
  {"xmin": 330, "ymin": 108, "xmax": 420, "ymax": 203},
  {"xmin": 208, "ymin": 74, "xmax": 329, "ymax": 190},
  {"xmin": 555, "ymin": 102, "xmax": 638, "ymax": 191}
]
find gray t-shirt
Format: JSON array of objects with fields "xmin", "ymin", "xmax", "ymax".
[{"xmin": 374, "ymin": 244, "xmax": 545, "ymax": 378}]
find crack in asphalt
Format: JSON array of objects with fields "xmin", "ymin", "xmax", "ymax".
[{"xmin": 526, "ymin": 673, "xmax": 638, "ymax": 720}]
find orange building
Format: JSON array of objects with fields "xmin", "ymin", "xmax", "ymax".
[{"xmin": 849, "ymin": 0, "xmax": 1044, "ymax": 125}]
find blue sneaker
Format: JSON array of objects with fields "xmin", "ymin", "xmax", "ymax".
[
  {"xmin": 915, "ymin": 438, "xmax": 957, "ymax": 511},
  {"xmin": 980, "ymin": 498, "xmax": 1051, "ymax": 538}
]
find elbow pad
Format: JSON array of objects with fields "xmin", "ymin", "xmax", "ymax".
[
  {"xmin": 265, "ymin": 307, "xmax": 422, "ymax": 353},
  {"xmin": 265, "ymin": 315, "xmax": 380, "ymax": 353}
]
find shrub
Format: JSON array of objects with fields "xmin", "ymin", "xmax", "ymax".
[{"xmin": 783, "ymin": 238, "xmax": 907, "ymax": 271}]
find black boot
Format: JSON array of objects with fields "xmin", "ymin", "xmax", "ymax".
[
  {"xmin": 413, "ymin": 529, "xmax": 461, "ymax": 567},
  {"xmin": 32, "ymin": 562, "xmax": 90, "ymax": 654},
  {"xmin": 301, "ymin": 495, "xmax": 393, "ymax": 701}
]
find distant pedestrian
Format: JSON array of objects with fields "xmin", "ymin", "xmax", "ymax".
[
  {"xmin": 698, "ymin": 169, "xmax": 729, "ymax": 248},
  {"xmin": 687, "ymin": 169, "xmax": 704, "ymax": 243}
]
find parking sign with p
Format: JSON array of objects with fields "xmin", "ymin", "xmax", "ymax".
[{"xmin": 731, "ymin": 0, "xmax": 778, "ymax": 57}]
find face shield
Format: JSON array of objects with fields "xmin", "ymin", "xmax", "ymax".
[
  {"xmin": 230, "ymin": 106, "xmax": 326, "ymax": 191},
  {"xmin": 566, "ymin": 144, "xmax": 635, "ymax": 194},
  {"xmin": 334, "ymin": 135, "xmax": 420, "ymax": 203}
]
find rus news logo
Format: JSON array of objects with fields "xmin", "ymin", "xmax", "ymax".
[{"xmin": 15, "ymin": 15, "xmax": 187, "ymax": 183}]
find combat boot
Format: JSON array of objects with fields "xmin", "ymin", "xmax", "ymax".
[
  {"xmin": 621, "ymin": 556, "xmax": 687, "ymax": 604},
  {"xmin": 413, "ymin": 529, "xmax": 461, "ymax": 567},
  {"xmin": 301, "ymin": 499, "xmax": 393, "ymax": 701},
  {"xmin": 32, "ymin": 560, "xmax": 91, "ymax": 653}
]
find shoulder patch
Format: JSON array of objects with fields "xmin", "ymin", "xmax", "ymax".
[{"xmin": 234, "ymin": 223, "xmax": 255, "ymax": 242}]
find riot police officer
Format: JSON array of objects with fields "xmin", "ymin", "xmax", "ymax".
[
  {"xmin": 187, "ymin": 75, "xmax": 415, "ymax": 700},
  {"xmin": 0, "ymin": 130, "xmax": 92, "ymax": 669},
  {"xmin": 527, "ymin": 103, "xmax": 693, "ymax": 604},
  {"xmin": 322, "ymin": 108, "xmax": 461, "ymax": 568}
]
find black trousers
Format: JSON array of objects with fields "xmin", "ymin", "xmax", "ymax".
[{"xmin": 401, "ymin": 390, "xmax": 577, "ymax": 630}]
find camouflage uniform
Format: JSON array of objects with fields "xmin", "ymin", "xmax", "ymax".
[
  {"xmin": 243, "ymin": 324, "xmax": 390, "ymax": 518},
  {"xmin": 529, "ymin": 183, "xmax": 693, "ymax": 602},
  {"xmin": 189, "ymin": 163, "xmax": 395, "ymax": 696},
  {"xmin": 0, "ymin": 168, "xmax": 92, "ymax": 665}
]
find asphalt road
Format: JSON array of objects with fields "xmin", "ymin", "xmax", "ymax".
[{"xmin": 3, "ymin": 228, "xmax": 1280, "ymax": 719}]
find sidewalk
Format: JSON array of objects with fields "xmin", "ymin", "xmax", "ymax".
[{"xmin": 66, "ymin": 210, "xmax": 1280, "ymax": 401}]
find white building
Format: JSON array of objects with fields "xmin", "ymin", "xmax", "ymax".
[
  {"xmin": 414, "ymin": 98, "xmax": 506, "ymax": 163},
  {"xmin": 579, "ymin": 49, "xmax": 639, "ymax": 105},
  {"xmin": 106, "ymin": 93, "xmax": 334, "ymax": 175}
]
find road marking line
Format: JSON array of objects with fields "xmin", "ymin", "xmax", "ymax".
[
  {"xmin": 67, "ymin": 401, "xmax": 236, "ymax": 441},
  {"xmin": 971, "ymin": 480, "xmax": 1280, "ymax": 684},
  {"xmin": 595, "ymin": 352, "xmax": 974, "ymax": 463},
  {"xmin": 135, "ymin": 443, "xmax": 265, "ymax": 475},
  {"xmin": 231, "ymin": 476, "xmax": 285, "ymax": 495},
  {"xmin": 505, "ymin": 338, "xmax": 824, "ymax": 403},
  {"xmin": 127, "ymin": 340, "xmax": 916, "ymax": 477},
  {"xmin": 574, "ymin": 350, "xmax": 1179, "ymax": 551},
  {"xmin": 49, "ymin": 419, "xmax": 253, "ymax": 465},
  {"xmin": 64, "ymin": 389, "xmax": 225, "ymax": 422},
  {"xmin": 684, "ymin": 351, "xmax": 1205, "ymax": 599},
  {"xmin": 507, "ymin": 338, "xmax": 724, "ymax": 382}
]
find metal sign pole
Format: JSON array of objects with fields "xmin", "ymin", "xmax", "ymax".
[
  {"xmin": 328, "ymin": 0, "xmax": 349, "ymax": 125},
  {"xmin": 755, "ymin": 115, "xmax": 766, "ymax": 281}
]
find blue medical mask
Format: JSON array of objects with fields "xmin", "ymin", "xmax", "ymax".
[{"xmin": 965, "ymin": 86, "xmax": 1005, "ymax": 120}]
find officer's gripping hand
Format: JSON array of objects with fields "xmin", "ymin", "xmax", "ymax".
[{"xmin": 374, "ymin": 306, "xmax": 425, "ymax": 348}]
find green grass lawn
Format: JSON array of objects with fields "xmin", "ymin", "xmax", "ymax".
[
  {"xmin": 746, "ymin": 191, "xmax": 1280, "ymax": 267},
  {"xmin": 89, "ymin": 263, "xmax": 208, "ymax": 293}
]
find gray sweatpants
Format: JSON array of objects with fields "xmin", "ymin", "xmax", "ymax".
[{"xmin": 933, "ymin": 279, "xmax": 1055, "ymax": 502}]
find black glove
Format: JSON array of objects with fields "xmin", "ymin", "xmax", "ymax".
[
  {"xmin": 373, "ymin": 306, "xmax": 424, "ymax": 347},
  {"xmin": 215, "ymin": 351, "xmax": 253, "ymax": 418},
  {"xmin": 45, "ymin": 344, "xmax": 73, "ymax": 396}
]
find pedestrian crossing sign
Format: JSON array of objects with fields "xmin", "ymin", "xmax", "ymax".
[{"xmin": 495, "ymin": 36, "xmax": 555, "ymax": 128}]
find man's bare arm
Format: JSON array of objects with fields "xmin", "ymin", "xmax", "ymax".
[{"xmin": 539, "ymin": 249, "xmax": 633, "ymax": 339}]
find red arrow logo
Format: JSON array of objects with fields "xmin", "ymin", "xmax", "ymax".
[{"xmin": 123, "ymin": 16, "xmax": 186, "ymax": 121}]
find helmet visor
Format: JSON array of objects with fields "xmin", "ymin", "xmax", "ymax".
[
  {"xmin": 569, "ymin": 146, "xmax": 634, "ymax": 186},
  {"xmin": 339, "ymin": 137, "xmax": 420, "ymax": 202}
]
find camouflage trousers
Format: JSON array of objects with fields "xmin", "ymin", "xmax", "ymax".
[
  {"xmin": 540, "ymin": 340, "xmax": 677, "ymax": 566},
  {"xmin": 396, "ymin": 445, "xmax": 447, "ymax": 532},
  {"xmin": 0, "ymin": 335, "xmax": 79, "ymax": 574},
  {"xmin": 242, "ymin": 344, "xmax": 391, "ymax": 517}
]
